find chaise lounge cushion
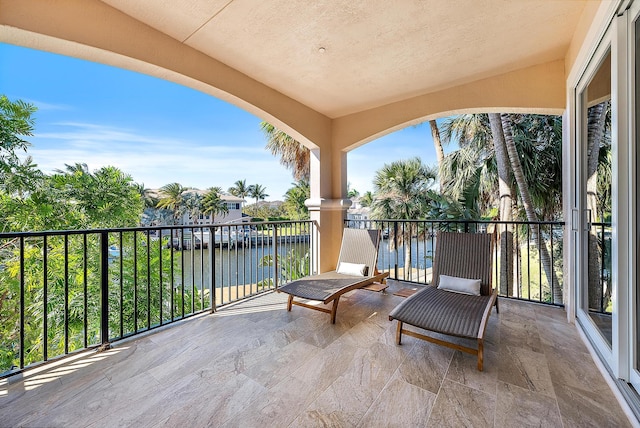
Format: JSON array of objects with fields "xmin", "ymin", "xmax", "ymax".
[
  {"xmin": 437, "ymin": 274, "xmax": 481, "ymax": 295},
  {"xmin": 389, "ymin": 285, "xmax": 491, "ymax": 339},
  {"xmin": 336, "ymin": 262, "xmax": 368, "ymax": 277}
]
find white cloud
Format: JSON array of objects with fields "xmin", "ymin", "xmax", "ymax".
[
  {"xmin": 22, "ymin": 98, "xmax": 73, "ymax": 111},
  {"xmin": 26, "ymin": 122, "xmax": 296, "ymax": 199}
]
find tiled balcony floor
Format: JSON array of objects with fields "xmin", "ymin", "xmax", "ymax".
[{"xmin": 0, "ymin": 281, "xmax": 634, "ymax": 427}]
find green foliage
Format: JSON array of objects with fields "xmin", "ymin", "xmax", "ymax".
[
  {"xmin": 0, "ymin": 95, "xmax": 36, "ymax": 164},
  {"xmin": 259, "ymin": 249, "xmax": 310, "ymax": 284},
  {"xmin": 359, "ymin": 191, "xmax": 373, "ymax": 207},
  {"xmin": 243, "ymin": 202, "xmax": 285, "ymax": 220},
  {"xmin": 202, "ymin": 187, "xmax": 229, "ymax": 219},
  {"xmin": 50, "ymin": 164, "xmax": 143, "ymax": 228},
  {"xmin": 283, "ymin": 180, "xmax": 309, "ymax": 220},
  {"xmin": 0, "ymin": 231, "xmax": 193, "ymax": 372},
  {"xmin": 261, "ymin": 121, "xmax": 310, "ymax": 181},
  {"xmin": 425, "ymin": 191, "xmax": 477, "ymax": 220},
  {"xmin": 228, "ymin": 179, "xmax": 250, "ymax": 199},
  {"xmin": 248, "ymin": 183, "xmax": 269, "ymax": 205},
  {"xmin": 439, "ymin": 114, "xmax": 564, "ymax": 220},
  {"xmin": 371, "ymin": 157, "xmax": 437, "ymax": 221}
]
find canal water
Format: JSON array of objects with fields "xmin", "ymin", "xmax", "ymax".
[{"xmin": 179, "ymin": 238, "xmax": 435, "ymax": 289}]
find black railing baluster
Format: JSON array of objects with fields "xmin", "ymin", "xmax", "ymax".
[
  {"xmin": 600, "ymin": 222, "xmax": 606, "ymax": 313},
  {"xmin": 19, "ymin": 236, "xmax": 25, "ymax": 369},
  {"xmin": 214, "ymin": 227, "xmax": 217, "ymax": 313},
  {"xmin": 393, "ymin": 221, "xmax": 399, "ymax": 280},
  {"xmin": 64, "ymin": 235, "xmax": 69, "ymax": 354},
  {"xmin": 43, "ymin": 235, "xmax": 48, "ymax": 361},
  {"xmin": 550, "ymin": 224, "xmax": 555, "ymax": 304},
  {"xmin": 119, "ymin": 231, "xmax": 124, "ymax": 339},
  {"xmin": 169, "ymin": 228, "xmax": 174, "ymax": 322},
  {"xmin": 159, "ymin": 229, "xmax": 163, "ymax": 326},
  {"xmin": 133, "ymin": 231, "xmax": 138, "ymax": 333},
  {"xmin": 201, "ymin": 228, "xmax": 205, "ymax": 310},
  {"xmin": 83, "ymin": 234, "xmax": 88, "ymax": 348},
  {"xmin": 527, "ymin": 225, "xmax": 531, "ymax": 301},
  {"xmin": 146, "ymin": 230, "xmax": 151, "ymax": 330},
  {"xmin": 234, "ymin": 225, "xmax": 240, "ymax": 296},
  {"xmin": 190, "ymin": 227, "xmax": 195, "ymax": 312},
  {"xmin": 538, "ymin": 224, "xmax": 542, "ymax": 303},
  {"xmin": 100, "ymin": 231, "xmax": 109, "ymax": 348},
  {"xmin": 274, "ymin": 226, "xmax": 279, "ymax": 289}
]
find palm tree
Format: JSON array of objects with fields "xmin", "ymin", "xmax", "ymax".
[
  {"xmin": 429, "ymin": 120, "xmax": 445, "ymax": 192},
  {"xmin": 248, "ymin": 184, "xmax": 268, "ymax": 205},
  {"xmin": 488, "ymin": 113, "xmax": 515, "ymax": 296},
  {"xmin": 360, "ymin": 191, "xmax": 374, "ymax": 207},
  {"xmin": 371, "ymin": 157, "xmax": 437, "ymax": 278},
  {"xmin": 260, "ymin": 121, "xmax": 310, "ymax": 181},
  {"xmin": 440, "ymin": 114, "xmax": 497, "ymax": 216},
  {"xmin": 202, "ymin": 187, "xmax": 229, "ymax": 223},
  {"xmin": 133, "ymin": 183, "xmax": 159, "ymax": 209},
  {"xmin": 283, "ymin": 180, "xmax": 310, "ymax": 219},
  {"xmin": 157, "ymin": 182, "xmax": 187, "ymax": 225},
  {"xmin": 177, "ymin": 191, "xmax": 203, "ymax": 224},
  {"xmin": 0, "ymin": 95, "xmax": 36, "ymax": 163},
  {"xmin": 586, "ymin": 101, "xmax": 611, "ymax": 311},
  {"xmin": 0, "ymin": 156, "xmax": 44, "ymax": 199},
  {"xmin": 500, "ymin": 114, "xmax": 561, "ymax": 303},
  {"xmin": 228, "ymin": 179, "xmax": 250, "ymax": 207},
  {"xmin": 440, "ymin": 113, "xmax": 564, "ymax": 300}
]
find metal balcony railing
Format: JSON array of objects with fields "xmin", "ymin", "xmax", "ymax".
[
  {"xmin": 345, "ymin": 219, "xmax": 566, "ymax": 306},
  {"xmin": 2, "ymin": 217, "xmax": 613, "ymax": 378},
  {"xmin": 0, "ymin": 221, "xmax": 316, "ymax": 377}
]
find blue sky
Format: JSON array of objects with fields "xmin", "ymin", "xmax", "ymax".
[{"xmin": 0, "ymin": 43, "xmax": 439, "ymax": 200}]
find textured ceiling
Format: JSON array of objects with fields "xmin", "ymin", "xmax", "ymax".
[{"xmin": 101, "ymin": 0, "xmax": 586, "ymax": 118}]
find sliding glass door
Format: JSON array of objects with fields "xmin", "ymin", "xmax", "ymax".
[{"xmin": 576, "ymin": 35, "xmax": 614, "ymax": 363}]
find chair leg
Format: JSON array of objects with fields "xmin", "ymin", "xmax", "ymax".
[
  {"xmin": 330, "ymin": 297, "xmax": 340, "ymax": 324},
  {"xmin": 477, "ymin": 339, "xmax": 484, "ymax": 371},
  {"xmin": 287, "ymin": 295, "xmax": 293, "ymax": 312},
  {"xmin": 396, "ymin": 321, "xmax": 403, "ymax": 345},
  {"xmin": 495, "ymin": 297, "xmax": 499, "ymax": 314}
]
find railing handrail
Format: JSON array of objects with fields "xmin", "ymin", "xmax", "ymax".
[
  {"xmin": 0, "ymin": 220, "xmax": 313, "ymax": 238},
  {"xmin": 355, "ymin": 218, "xmax": 565, "ymax": 226}
]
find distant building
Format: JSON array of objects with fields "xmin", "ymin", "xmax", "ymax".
[
  {"xmin": 179, "ymin": 190, "xmax": 246, "ymax": 225},
  {"xmin": 347, "ymin": 197, "xmax": 371, "ymax": 228}
]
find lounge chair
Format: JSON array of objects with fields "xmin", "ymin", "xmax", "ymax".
[
  {"xmin": 277, "ymin": 228, "xmax": 389, "ymax": 324},
  {"xmin": 388, "ymin": 231, "xmax": 497, "ymax": 371}
]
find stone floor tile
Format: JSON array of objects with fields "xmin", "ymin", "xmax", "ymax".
[
  {"xmin": 428, "ymin": 379, "xmax": 496, "ymax": 427},
  {"xmin": 498, "ymin": 345, "xmax": 555, "ymax": 398},
  {"xmin": 357, "ymin": 376, "xmax": 436, "ymax": 427},
  {"xmin": 494, "ymin": 381, "xmax": 563, "ymax": 428}
]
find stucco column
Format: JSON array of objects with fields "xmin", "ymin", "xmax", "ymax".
[{"xmin": 305, "ymin": 148, "xmax": 351, "ymax": 273}]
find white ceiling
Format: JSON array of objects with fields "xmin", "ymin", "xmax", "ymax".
[{"xmin": 101, "ymin": 0, "xmax": 586, "ymax": 118}]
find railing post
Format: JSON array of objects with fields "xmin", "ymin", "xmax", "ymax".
[
  {"xmin": 99, "ymin": 231, "xmax": 111, "ymax": 350},
  {"xmin": 274, "ymin": 226, "xmax": 279, "ymax": 289},
  {"xmin": 19, "ymin": 236, "xmax": 25, "ymax": 369},
  {"xmin": 209, "ymin": 226, "xmax": 216, "ymax": 313},
  {"xmin": 393, "ymin": 221, "xmax": 399, "ymax": 280}
]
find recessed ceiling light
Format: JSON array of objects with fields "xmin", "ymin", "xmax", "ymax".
[{"xmin": 318, "ymin": 47, "xmax": 326, "ymax": 53}]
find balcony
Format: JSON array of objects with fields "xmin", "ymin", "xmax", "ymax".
[
  {"xmin": 0, "ymin": 220, "xmax": 629, "ymax": 426},
  {"xmin": 0, "ymin": 282, "xmax": 630, "ymax": 427}
]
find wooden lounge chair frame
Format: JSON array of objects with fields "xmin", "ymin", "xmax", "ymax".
[
  {"xmin": 277, "ymin": 228, "xmax": 389, "ymax": 323},
  {"xmin": 388, "ymin": 231, "xmax": 497, "ymax": 371}
]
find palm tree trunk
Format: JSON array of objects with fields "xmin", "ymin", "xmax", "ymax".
[
  {"xmin": 430, "ymin": 120, "xmax": 445, "ymax": 192},
  {"xmin": 404, "ymin": 237, "xmax": 413, "ymax": 280},
  {"xmin": 586, "ymin": 103, "xmax": 607, "ymax": 311},
  {"xmin": 501, "ymin": 114, "xmax": 562, "ymax": 304},
  {"xmin": 488, "ymin": 114, "xmax": 514, "ymax": 297}
]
